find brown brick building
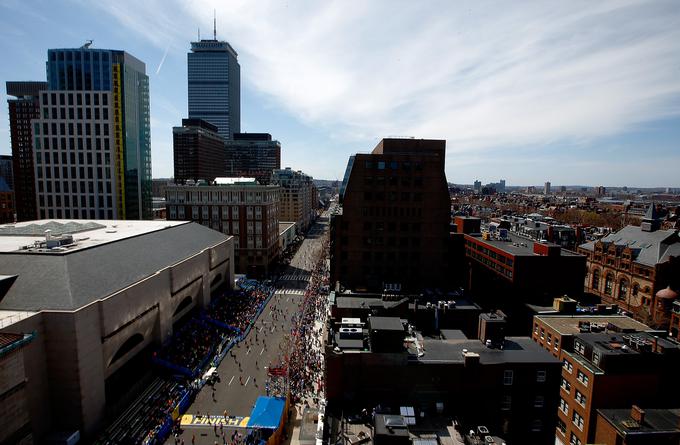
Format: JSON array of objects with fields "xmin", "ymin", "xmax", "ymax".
[
  {"xmin": 331, "ymin": 138, "xmax": 450, "ymax": 292},
  {"xmin": 577, "ymin": 204, "xmax": 680, "ymax": 329},
  {"xmin": 531, "ymin": 315, "xmax": 680, "ymax": 445},
  {"xmin": 165, "ymin": 179, "xmax": 280, "ymax": 276},
  {"xmin": 173, "ymin": 119, "xmax": 226, "ymax": 183},
  {"xmin": 6, "ymin": 81, "xmax": 47, "ymax": 222},
  {"xmin": 594, "ymin": 406, "xmax": 680, "ymax": 444}
]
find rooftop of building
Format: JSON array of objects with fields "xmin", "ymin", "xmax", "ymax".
[
  {"xmin": 578, "ymin": 224, "xmax": 680, "ymax": 266},
  {"xmin": 535, "ymin": 314, "xmax": 655, "ymax": 336},
  {"xmin": 278, "ymin": 222, "xmax": 296, "ymax": 232},
  {"xmin": 598, "ymin": 407, "xmax": 680, "ymax": 437},
  {"xmin": 465, "ymin": 232, "xmax": 581, "ymax": 257},
  {"xmin": 371, "ymin": 138, "xmax": 446, "ymax": 157},
  {"xmin": 573, "ymin": 331, "xmax": 680, "ymax": 362},
  {"xmin": 0, "ymin": 220, "xmax": 229, "ymax": 311},
  {"xmin": 419, "ymin": 336, "xmax": 559, "ymax": 365}
]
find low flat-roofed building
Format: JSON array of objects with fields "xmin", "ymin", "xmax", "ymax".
[
  {"xmin": 594, "ymin": 406, "xmax": 680, "ymax": 445},
  {"xmin": 0, "ymin": 219, "xmax": 234, "ymax": 441},
  {"xmin": 532, "ymin": 314, "xmax": 658, "ymax": 359},
  {"xmin": 463, "ymin": 230, "xmax": 587, "ymax": 330},
  {"xmin": 325, "ymin": 306, "xmax": 561, "ymax": 444}
]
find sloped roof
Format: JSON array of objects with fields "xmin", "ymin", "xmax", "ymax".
[
  {"xmin": 0, "ymin": 223, "xmax": 228, "ymax": 311},
  {"xmin": 579, "ymin": 225, "xmax": 680, "ymax": 267}
]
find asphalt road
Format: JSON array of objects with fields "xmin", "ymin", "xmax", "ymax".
[{"xmin": 168, "ymin": 212, "xmax": 331, "ymax": 444}]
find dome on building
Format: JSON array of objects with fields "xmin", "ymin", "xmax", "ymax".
[{"xmin": 656, "ymin": 286, "xmax": 679, "ymax": 300}]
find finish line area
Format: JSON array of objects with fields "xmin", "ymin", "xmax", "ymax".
[{"xmin": 180, "ymin": 415, "xmax": 250, "ymax": 428}]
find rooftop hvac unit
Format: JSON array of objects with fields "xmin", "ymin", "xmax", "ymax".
[
  {"xmin": 339, "ymin": 327, "xmax": 362, "ymax": 339},
  {"xmin": 485, "ymin": 436, "xmax": 496, "ymax": 444},
  {"xmin": 477, "ymin": 426, "xmax": 490, "ymax": 435},
  {"xmin": 447, "ymin": 301, "xmax": 456, "ymax": 309}
]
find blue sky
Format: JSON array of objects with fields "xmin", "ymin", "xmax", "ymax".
[{"xmin": 1, "ymin": 0, "xmax": 679, "ymax": 187}]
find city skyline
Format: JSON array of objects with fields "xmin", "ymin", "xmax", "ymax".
[{"xmin": 1, "ymin": 0, "xmax": 680, "ymax": 187}]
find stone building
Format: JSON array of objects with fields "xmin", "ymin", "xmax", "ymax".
[
  {"xmin": 165, "ymin": 178, "xmax": 280, "ymax": 276},
  {"xmin": 577, "ymin": 204, "xmax": 680, "ymax": 328},
  {"xmin": 0, "ymin": 220, "xmax": 233, "ymax": 440}
]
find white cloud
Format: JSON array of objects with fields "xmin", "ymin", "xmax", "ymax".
[{"xmin": 87, "ymin": 0, "xmax": 680, "ymax": 184}]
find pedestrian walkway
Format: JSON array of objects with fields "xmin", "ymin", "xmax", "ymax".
[
  {"xmin": 278, "ymin": 274, "xmax": 311, "ymax": 282},
  {"xmin": 277, "ymin": 288, "xmax": 306, "ymax": 296}
]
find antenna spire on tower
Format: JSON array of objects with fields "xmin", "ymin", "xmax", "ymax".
[{"xmin": 213, "ymin": 10, "xmax": 217, "ymax": 40}]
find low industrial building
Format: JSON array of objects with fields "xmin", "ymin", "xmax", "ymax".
[{"xmin": 0, "ymin": 219, "xmax": 234, "ymax": 441}]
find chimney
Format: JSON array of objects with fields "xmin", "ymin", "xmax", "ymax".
[{"xmin": 630, "ymin": 405, "xmax": 645, "ymax": 425}]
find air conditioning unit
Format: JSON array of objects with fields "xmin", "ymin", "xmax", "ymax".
[{"xmin": 477, "ymin": 426, "xmax": 490, "ymax": 435}]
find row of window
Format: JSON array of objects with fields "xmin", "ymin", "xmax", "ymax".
[
  {"xmin": 40, "ymin": 208, "xmax": 114, "ymax": 220},
  {"xmin": 364, "ymin": 176, "xmax": 424, "ymax": 187},
  {"xmin": 36, "ymin": 151, "xmax": 111, "ymax": 165},
  {"xmin": 502, "ymin": 369, "xmax": 547, "ymax": 385},
  {"xmin": 37, "ymin": 166, "xmax": 111, "ymax": 181},
  {"xmin": 364, "ymin": 160, "xmax": 423, "ymax": 171},
  {"xmin": 39, "ymin": 194, "xmax": 112, "ymax": 209},
  {"xmin": 363, "ymin": 191, "xmax": 423, "ymax": 202},
  {"xmin": 168, "ymin": 190, "xmax": 278, "ymax": 204},
  {"xmin": 38, "ymin": 180, "xmax": 112, "ymax": 194},
  {"xmin": 42, "ymin": 92, "xmax": 109, "ymax": 107},
  {"xmin": 35, "ymin": 135, "xmax": 112, "ymax": 151}
]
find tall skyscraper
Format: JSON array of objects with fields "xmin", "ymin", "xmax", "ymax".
[
  {"xmin": 34, "ymin": 46, "xmax": 152, "ymax": 220},
  {"xmin": 544, "ymin": 181, "xmax": 551, "ymax": 195},
  {"xmin": 188, "ymin": 25, "xmax": 240, "ymax": 140},
  {"xmin": 6, "ymin": 81, "xmax": 47, "ymax": 221}
]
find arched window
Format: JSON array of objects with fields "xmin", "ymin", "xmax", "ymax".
[
  {"xmin": 618, "ymin": 279, "xmax": 628, "ymax": 300},
  {"xmin": 632, "ymin": 283, "xmax": 639, "ymax": 296},
  {"xmin": 109, "ymin": 333, "xmax": 143, "ymax": 366},
  {"xmin": 592, "ymin": 269, "xmax": 600, "ymax": 290},
  {"xmin": 604, "ymin": 274, "xmax": 614, "ymax": 295},
  {"xmin": 173, "ymin": 295, "xmax": 193, "ymax": 316}
]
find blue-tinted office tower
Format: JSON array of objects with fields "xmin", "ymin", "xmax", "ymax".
[
  {"xmin": 35, "ymin": 47, "xmax": 152, "ymax": 220},
  {"xmin": 188, "ymin": 34, "xmax": 240, "ymax": 140}
]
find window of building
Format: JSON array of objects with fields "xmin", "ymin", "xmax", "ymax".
[
  {"xmin": 536, "ymin": 370, "xmax": 547, "ymax": 382},
  {"xmin": 561, "ymin": 378, "xmax": 571, "ymax": 393},
  {"xmin": 593, "ymin": 351, "xmax": 601, "ymax": 366},
  {"xmin": 563, "ymin": 359, "xmax": 573, "ymax": 373},
  {"xmin": 534, "ymin": 395, "xmax": 544, "ymax": 408},
  {"xmin": 575, "ymin": 390, "xmax": 587, "ymax": 407},
  {"xmin": 575, "ymin": 340, "xmax": 585, "ymax": 355},
  {"xmin": 572, "ymin": 411, "xmax": 584, "ymax": 431},
  {"xmin": 503, "ymin": 370, "xmax": 513, "ymax": 385},
  {"xmin": 557, "ymin": 418, "xmax": 566, "ymax": 435},
  {"xmin": 569, "ymin": 432, "xmax": 582, "ymax": 445},
  {"xmin": 531, "ymin": 419, "xmax": 542, "ymax": 432},
  {"xmin": 377, "ymin": 161, "xmax": 385, "ymax": 170},
  {"xmin": 559, "ymin": 397, "xmax": 569, "ymax": 414},
  {"xmin": 501, "ymin": 395, "xmax": 511, "ymax": 411},
  {"xmin": 592, "ymin": 269, "xmax": 600, "ymax": 290},
  {"xmin": 604, "ymin": 273, "xmax": 614, "ymax": 295},
  {"xmin": 577, "ymin": 370, "xmax": 589, "ymax": 387},
  {"xmin": 618, "ymin": 279, "xmax": 628, "ymax": 300},
  {"xmin": 192, "ymin": 206, "xmax": 198, "ymax": 219}
]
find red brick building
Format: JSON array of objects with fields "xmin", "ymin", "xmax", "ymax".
[{"xmin": 331, "ymin": 138, "xmax": 450, "ymax": 292}]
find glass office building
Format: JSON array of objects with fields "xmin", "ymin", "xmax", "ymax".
[
  {"xmin": 188, "ymin": 39, "xmax": 240, "ymax": 140},
  {"xmin": 35, "ymin": 47, "xmax": 152, "ymax": 220}
]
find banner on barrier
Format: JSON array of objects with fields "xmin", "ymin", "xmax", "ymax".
[{"xmin": 180, "ymin": 414, "xmax": 250, "ymax": 428}]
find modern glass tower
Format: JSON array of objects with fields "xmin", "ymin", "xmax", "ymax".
[
  {"xmin": 188, "ymin": 31, "xmax": 240, "ymax": 140},
  {"xmin": 34, "ymin": 46, "xmax": 152, "ymax": 220}
]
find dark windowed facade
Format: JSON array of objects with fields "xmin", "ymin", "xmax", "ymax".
[{"xmin": 331, "ymin": 138, "xmax": 450, "ymax": 292}]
